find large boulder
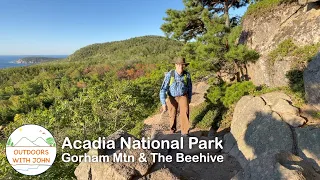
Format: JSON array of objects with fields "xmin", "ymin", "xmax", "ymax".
[
  {"xmin": 152, "ymin": 153, "xmax": 241, "ymax": 180},
  {"xmin": 138, "ymin": 168, "xmax": 179, "ymax": 180},
  {"xmin": 268, "ymin": 97, "xmax": 307, "ymax": 127},
  {"xmin": 231, "ymin": 96, "xmax": 265, "ymax": 140},
  {"xmin": 271, "ymin": 99, "xmax": 299, "ymax": 115},
  {"xmin": 280, "ymin": 114, "xmax": 306, "ymax": 127},
  {"xmin": 75, "ymin": 161, "xmax": 137, "ymax": 180},
  {"xmin": 298, "ymin": 0, "xmax": 320, "ymax": 5},
  {"xmin": 260, "ymin": 92, "xmax": 291, "ymax": 106},
  {"xmin": 228, "ymin": 141, "xmax": 249, "ymax": 168},
  {"xmin": 231, "ymin": 96, "xmax": 294, "ymax": 161},
  {"xmin": 270, "ymin": 99, "xmax": 306, "ymax": 127},
  {"xmin": 232, "ymin": 151, "xmax": 320, "ymax": 180},
  {"xmin": 222, "ymin": 133, "xmax": 236, "ymax": 154},
  {"xmin": 304, "ymin": 52, "xmax": 320, "ymax": 111},
  {"xmin": 229, "ymin": 92, "xmax": 320, "ymax": 179},
  {"xmin": 296, "ymin": 127, "xmax": 320, "ymax": 172},
  {"xmin": 74, "ymin": 130, "xmax": 154, "ymax": 180}
]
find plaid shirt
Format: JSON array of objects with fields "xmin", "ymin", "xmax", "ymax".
[{"xmin": 159, "ymin": 70, "xmax": 192, "ymax": 105}]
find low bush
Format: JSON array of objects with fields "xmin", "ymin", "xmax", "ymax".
[{"xmin": 197, "ymin": 109, "xmax": 219, "ymax": 129}]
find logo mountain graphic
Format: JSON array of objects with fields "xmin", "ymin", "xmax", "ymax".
[{"xmin": 13, "ymin": 137, "xmax": 51, "ymax": 147}]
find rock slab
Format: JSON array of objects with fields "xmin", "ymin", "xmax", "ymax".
[
  {"xmin": 232, "ymin": 151, "xmax": 320, "ymax": 180},
  {"xmin": 296, "ymin": 127, "xmax": 320, "ymax": 172},
  {"xmin": 74, "ymin": 130, "xmax": 154, "ymax": 180},
  {"xmin": 304, "ymin": 52, "xmax": 320, "ymax": 111},
  {"xmin": 231, "ymin": 96, "xmax": 294, "ymax": 162}
]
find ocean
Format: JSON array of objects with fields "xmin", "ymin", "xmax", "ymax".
[{"xmin": 0, "ymin": 55, "xmax": 68, "ymax": 69}]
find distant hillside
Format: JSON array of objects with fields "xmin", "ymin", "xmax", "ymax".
[
  {"xmin": 16, "ymin": 57, "xmax": 62, "ymax": 64},
  {"xmin": 0, "ymin": 35, "xmax": 185, "ymax": 180},
  {"xmin": 67, "ymin": 35, "xmax": 183, "ymax": 63}
]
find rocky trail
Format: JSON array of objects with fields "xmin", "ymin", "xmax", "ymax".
[
  {"xmin": 74, "ymin": 48, "xmax": 320, "ymax": 180},
  {"xmin": 75, "ymin": 80, "xmax": 320, "ymax": 180},
  {"xmin": 140, "ymin": 80, "xmax": 320, "ymax": 180},
  {"xmin": 141, "ymin": 81, "xmax": 242, "ymax": 180}
]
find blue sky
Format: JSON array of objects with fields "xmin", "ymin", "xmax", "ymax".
[{"xmin": 0, "ymin": 0, "xmax": 248, "ymax": 55}]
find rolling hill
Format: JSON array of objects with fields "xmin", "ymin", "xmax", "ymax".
[{"xmin": 67, "ymin": 35, "xmax": 183, "ymax": 63}]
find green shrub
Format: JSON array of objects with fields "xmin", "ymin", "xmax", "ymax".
[
  {"xmin": 218, "ymin": 105, "xmax": 234, "ymax": 130},
  {"xmin": 0, "ymin": 141, "xmax": 11, "ymax": 180},
  {"xmin": 285, "ymin": 69, "xmax": 305, "ymax": 107},
  {"xmin": 206, "ymin": 85, "xmax": 224, "ymax": 105},
  {"xmin": 197, "ymin": 109, "xmax": 219, "ymax": 129},
  {"xmin": 311, "ymin": 112, "xmax": 320, "ymax": 119},
  {"xmin": 204, "ymin": 81, "xmax": 256, "ymax": 130},
  {"xmin": 190, "ymin": 102, "xmax": 212, "ymax": 128},
  {"xmin": 207, "ymin": 76, "xmax": 219, "ymax": 85},
  {"xmin": 286, "ymin": 69, "xmax": 304, "ymax": 93},
  {"xmin": 222, "ymin": 81, "xmax": 256, "ymax": 108},
  {"xmin": 129, "ymin": 121, "xmax": 144, "ymax": 139},
  {"xmin": 292, "ymin": 42, "xmax": 320, "ymax": 67}
]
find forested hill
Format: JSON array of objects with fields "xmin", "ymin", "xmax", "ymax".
[
  {"xmin": 0, "ymin": 35, "xmax": 184, "ymax": 91},
  {"xmin": 67, "ymin": 35, "xmax": 183, "ymax": 63},
  {"xmin": 0, "ymin": 35, "xmax": 187, "ymax": 179}
]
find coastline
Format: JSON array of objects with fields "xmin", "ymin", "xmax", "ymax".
[{"xmin": 0, "ymin": 55, "xmax": 68, "ymax": 69}]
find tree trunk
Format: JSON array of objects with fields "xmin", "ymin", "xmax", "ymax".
[
  {"xmin": 233, "ymin": 61, "xmax": 240, "ymax": 82},
  {"xmin": 239, "ymin": 64, "xmax": 245, "ymax": 81},
  {"xmin": 244, "ymin": 64, "xmax": 249, "ymax": 81},
  {"xmin": 224, "ymin": 1, "xmax": 230, "ymax": 28}
]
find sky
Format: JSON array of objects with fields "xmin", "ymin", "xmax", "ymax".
[{"xmin": 0, "ymin": 0, "xmax": 248, "ymax": 55}]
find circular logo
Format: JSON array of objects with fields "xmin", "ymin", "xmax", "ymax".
[{"xmin": 5, "ymin": 124, "xmax": 57, "ymax": 175}]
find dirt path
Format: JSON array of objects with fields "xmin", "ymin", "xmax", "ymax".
[
  {"xmin": 142, "ymin": 82, "xmax": 210, "ymax": 138},
  {"xmin": 141, "ymin": 82, "xmax": 242, "ymax": 180}
]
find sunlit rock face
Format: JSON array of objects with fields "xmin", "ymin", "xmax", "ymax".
[{"xmin": 240, "ymin": 3, "xmax": 320, "ymax": 87}]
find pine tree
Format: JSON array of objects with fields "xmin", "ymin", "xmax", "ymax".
[
  {"xmin": 161, "ymin": 0, "xmax": 259, "ymax": 82},
  {"xmin": 161, "ymin": 0, "xmax": 249, "ymax": 41}
]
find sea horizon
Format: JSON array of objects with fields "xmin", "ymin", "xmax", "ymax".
[{"xmin": 0, "ymin": 55, "xmax": 68, "ymax": 69}]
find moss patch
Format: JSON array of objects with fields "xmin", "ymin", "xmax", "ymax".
[
  {"xmin": 311, "ymin": 111, "xmax": 320, "ymax": 119},
  {"xmin": 268, "ymin": 39, "xmax": 320, "ymax": 67},
  {"xmin": 268, "ymin": 39, "xmax": 297, "ymax": 64},
  {"xmin": 291, "ymin": 43, "xmax": 320, "ymax": 67},
  {"xmin": 244, "ymin": 0, "xmax": 296, "ymax": 18}
]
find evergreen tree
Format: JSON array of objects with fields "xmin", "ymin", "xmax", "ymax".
[
  {"xmin": 161, "ymin": 0, "xmax": 249, "ymax": 41},
  {"xmin": 161, "ymin": 0, "xmax": 258, "ymax": 82}
]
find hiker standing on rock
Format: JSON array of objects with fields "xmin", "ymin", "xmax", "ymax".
[{"xmin": 159, "ymin": 57, "xmax": 192, "ymax": 136}]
